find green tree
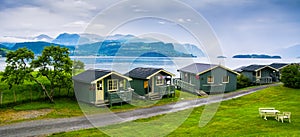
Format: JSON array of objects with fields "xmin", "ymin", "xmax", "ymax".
[
  {"xmin": 281, "ymin": 64, "xmax": 300, "ymax": 89},
  {"xmin": 1, "ymin": 48, "xmax": 34, "ymax": 102},
  {"xmin": 72, "ymin": 60, "xmax": 85, "ymax": 75},
  {"xmin": 237, "ymin": 74, "xmax": 251, "ymax": 89},
  {"xmin": 31, "ymin": 46, "xmax": 73, "ymax": 102}
]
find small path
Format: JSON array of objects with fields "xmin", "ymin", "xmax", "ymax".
[{"xmin": 0, "ymin": 84, "xmax": 278, "ymax": 137}]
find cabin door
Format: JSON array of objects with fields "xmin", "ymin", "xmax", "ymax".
[{"xmin": 96, "ymin": 80, "xmax": 104, "ymax": 102}]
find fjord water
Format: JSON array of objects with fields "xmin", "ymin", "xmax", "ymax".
[{"xmin": 0, "ymin": 57, "xmax": 299, "ymax": 77}]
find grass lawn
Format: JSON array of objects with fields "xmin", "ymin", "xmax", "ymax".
[
  {"xmin": 0, "ymin": 90, "xmax": 197, "ymax": 125},
  {"xmin": 50, "ymin": 85, "xmax": 300, "ymax": 137}
]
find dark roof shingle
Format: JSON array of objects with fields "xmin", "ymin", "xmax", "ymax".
[
  {"xmin": 126, "ymin": 67, "xmax": 163, "ymax": 79},
  {"xmin": 72, "ymin": 69, "xmax": 111, "ymax": 83},
  {"xmin": 241, "ymin": 65, "xmax": 266, "ymax": 71},
  {"xmin": 269, "ymin": 63, "xmax": 289, "ymax": 69},
  {"xmin": 178, "ymin": 63, "xmax": 217, "ymax": 74}
]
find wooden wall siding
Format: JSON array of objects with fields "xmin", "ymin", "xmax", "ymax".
[
  {"xmin": 102, "ymin": 74, "xmax": 130, "ymax": 100},
  {"xmin": 129, "ymin": 79, "xmax": 145, "ymax": 96},
  {"xmin": 200, "ymin": 67, "xmax": 237, "ymax": 92},
  {"xmin": 242, "ymin": 67, "xmax": 277, "ymax": 83},
  {"xmin": 130, "ymin": 71, "xmax": 173, "ymax": 96},
  {"xmin": 241, "ymin": 71, "xmax": 255, "ymax": 82},
  {"xmin": 74, "ymin": 81, "xmax": 95, "ymax": 104},
  {"xmin": 180, "ymin": 67, "xmax": 237, "ymax": 93}
]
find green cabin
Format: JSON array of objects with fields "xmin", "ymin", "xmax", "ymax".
[
  {"xmin": 126, "ymin": 67, "xmax": 176, "ymax": 100},
  {"xmin": 177, "ymin": 63, "xmax": 239, "ymax": 94},
  {"xmin": 72, "ymin": 69, "xmax": 133, "ymax": 106},
  {"xmin": 240, "ymin": 65, "xmax": 278, "ymax": 84}
]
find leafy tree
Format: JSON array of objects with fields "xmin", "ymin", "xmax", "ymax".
[
  {"xmin": 31, "ymin": 46, "xmax": 73, "ymax": 102},
  {"xmin": 281, "ymin": 64, "xmax": 300, "ymax": 89},
  {"xmin": 237, "ymin": 74, "xmax": 251, "ymax": 89},
  {"xmin": 72, "ymin": 60, "xmax": 85, "ymax": 75},
  {"xmin": 1, "ymin": 48, "xmax": 34, "ymax": 102}
]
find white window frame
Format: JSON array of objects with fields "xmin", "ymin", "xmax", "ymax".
[
  {"xmin": 222, "ymin": 76, "xmax": 229, "ymax": 83},
  {"xmin": 96, "ymin": 80, "xmax": 102, "ymax": 90},
  {"xmin": 207, "ymin": 76, "xmax": 214, "ymax": 83},
  {"xmin": 108, "ymin": 79, "xmax": 118, "ymax": 91},
  {"xmin": 156, "ymin": 76, "xmax": 164, "ymax": 86},
  {"xmin": 256, "ymin": 70, "xmax": 261, "ymax": 78}
]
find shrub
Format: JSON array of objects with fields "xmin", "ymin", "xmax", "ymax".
[
  {"xmin": 237, "ymin": 74, "xmax": 251, "ymax": 89},
  {"xmin": 281, "ymin": 64, "xmax": 300, "ymax": 89}
]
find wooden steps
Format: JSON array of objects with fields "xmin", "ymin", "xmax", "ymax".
[
  {"xmin": 148, "ymin": 93, "xmax": 162, "ymax": 100},
  {"xmin": 94, "ymin": 100, "xmax": 108, "ymax": 107},
  {"xmin": 196, "ymin": 90, "xmax": 208, "ymax": 96}
]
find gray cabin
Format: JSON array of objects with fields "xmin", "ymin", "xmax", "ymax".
[
  {"xmin": 240, "ymin": 65, "xmax": 278, "ymax": 84},
  {"xmin": 269, "ymin": 63, "xmax": 289, "ymax": 81},
  {"xmin": 177, "ymin": 63, "xmax": 239, "ymax": 94},
  {"xmin": 72, "ymin": 69, "xmax": 133, "ymax": 106},
  {"xmin": 126, "ymin": 67, "xmax": 175, "ymax": 100}
]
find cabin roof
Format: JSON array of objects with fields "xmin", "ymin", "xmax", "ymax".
[
  {"xmin": 234, "ymin": 66, "xmax": 246, "ymax": 73},
  {"xmin": 269, "ymin": 63, "xmax": 289, "ymax": 70},
  {"xmin": 178, "ymin": 63, "xmax": 239, "ymax": 75},
  {"xmin": 241, "ymin": 65, "xmax": 277, "ymax": 72},
  {"xmin": 126, "ymin": 67, "xmax": 174, "ymax": 80},
  {"xmin": 72, "ymin": 69, "xmax": 131, "ymax": 84}
]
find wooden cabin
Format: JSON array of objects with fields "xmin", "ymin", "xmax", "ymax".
[
  {"xmin": 240, "ymin": 65, "xmax": 278, "ymax": 84},
  {"xmin": 72, "ymin": 69, "xmax": 133, "ymax": 106},
  {"xmin": 126, "ymin": 67, "xmax": 175, "ymax": 100},
  {"xmin": 269, "ymin": 63, "xmax": 289, "ymax": 82},
  {"xmin": 177, "ymin": 63, "xmax": 239, "ymax": 94}
]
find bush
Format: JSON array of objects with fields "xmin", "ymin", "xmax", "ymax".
[
  {"xmin": 237, "ymin": 74, "xmax": 251, "ymax": 89},
  {"xmin": 281, "ymin": 64, "xmax": 300, "ymax": 89}
]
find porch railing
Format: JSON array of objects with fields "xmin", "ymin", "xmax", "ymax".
[
  {"xmin": 108, "ymin": 88, "xmax": 133, "ymax": 107},
  {"xmin": 255, "ymin": 77, "xmax": 272, "ymax": 84},
  {"xmin": 173, "ymin": 78, "xmax": 196, "ymax": 93},
  {"xmin": 157, "ymin": 85, "xmax": 176, "ymax": 96}
]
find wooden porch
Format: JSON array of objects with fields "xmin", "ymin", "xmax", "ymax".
[
  {"xmin": 173, "ymin": 78, "xmax": 208, "ymax": 96},
  {"xmin": 95, "ymin": 88, "xmax": 133, "ymax": 107},
  {"xmin": 256, "ymin": 77, "xmax": 272, "ymax": 84},
  {"xmin": 146, "ymin": 85, "xmax": 176, "ymax": 100}
]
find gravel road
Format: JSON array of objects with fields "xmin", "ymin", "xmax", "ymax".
[{"xmin": 0, "ymin": 84, "xmax": 278, "ymax": 137}]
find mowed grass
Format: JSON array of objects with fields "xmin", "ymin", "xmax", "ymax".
[
  {"xmin": 50, "ymin": 85, "xmax": 300, "ymax": 137},
  {"xmin": 0, "ymin": 90, "xmax": 196, "ymax": 125}
]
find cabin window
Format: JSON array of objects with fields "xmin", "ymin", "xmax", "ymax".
[
  {"xmin": 108, "ymin": 79, "xmax": 118, "ymax": 91},
  {"xmin": 256, "ymin": 70, "xmax": 261, "ymax": 77},
  {"xmin": 222, "ymin": 76, "xmax": 229, "ymax": 83},
  {"xmin": 156, "ymin": 76, "xmax": 164, "ymax": 85},
  {"xmin": 120, "ymin": 80, "xmax": 124, "ymax": 88},
  {"xmin": 96, "ymin": 80, "xmax": 102, "ymax": 90},
  {"xmin": 184, "ymin": 73, "xmax": 188, "ymax": 80},
  {"xmin": 207, "ymin": 76, "xmax": 214, "ymax": 83}
]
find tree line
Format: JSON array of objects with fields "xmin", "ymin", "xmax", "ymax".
[{"xmin": 0, "ymin": 46, "xmax": 84, "ymax": 103}]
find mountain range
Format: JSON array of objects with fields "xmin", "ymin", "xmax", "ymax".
[
  {"xmin": 233, "ymin": 54, "xmax": 281, "ymax": 59},
  {"xmin": 1, "ymin": 33, "xmax": 299, "ymax": 58},
  {"xmin": 0, "ymin": 33, "xmax": 205, "ymax": 57}
]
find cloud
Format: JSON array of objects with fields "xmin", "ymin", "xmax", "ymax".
[
  {"xmin": 158, "ymin": 21, "xmax": 166, "ymax": 25},
  {"xmin": 63, "ymin": 21, "xmax": 88, "ymax": 28},
  {"xmin": 0, "ymin": 0, "xmax": 117, "ymax": 37}
]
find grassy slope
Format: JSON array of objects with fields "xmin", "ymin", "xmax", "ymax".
[{"xmin": 50, "ymin": 85, "xmax": 300, "ymax": 137}]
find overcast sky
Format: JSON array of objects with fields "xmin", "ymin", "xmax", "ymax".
[{"xmin": 0, "ymin": 0, "xmax": 299, "ymax": 57}]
